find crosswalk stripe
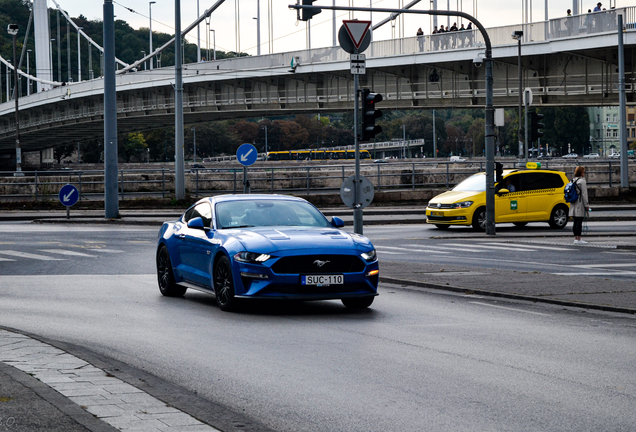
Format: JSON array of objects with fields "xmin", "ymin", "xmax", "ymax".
[
  {"xmin": 376, "ymin": 245, "xmax": 451, "ymax": 254},
  {"xmin": 0, "ymin": 250, "xmax": 65, "ymax": 261},
  {"xmin": 572, "ymin": 263, "xmax": 636, "ymax": 268},
  {"xmin": 440, "ymin": 243, "xmax": 537, "ymax": 252},
  {"xmin": 87, "ymin": 248, "xmax": 124, "ymax": 254},
  {"xmin": 376, "ymin": 250, "xmax": 406, "ymax": 255},
  {"xmin": 552, "ymin": 271, "xmax": 636, "ymax": 276},
  {"xmin": 38, "ymin": 249, "xmax": 98, "ymax": 258},
  {"xmin": 480, "ymin": 242, "xmax": 575, "ymax": 251},
  {"xmin": 0, "ymin": 257, "xmax": 15, "ymax": 262}
]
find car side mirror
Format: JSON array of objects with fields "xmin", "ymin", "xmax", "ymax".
[
  {"xmin": 497, "ymin": 188, "xmax": 510, "ymax": 195},
  {"xmin": 331, "ymin": 216, "xmax": 345, "ymax": 228},
  {"xmin": 187, "ymin": 217, "xmax": 206, "ymax": 230}
]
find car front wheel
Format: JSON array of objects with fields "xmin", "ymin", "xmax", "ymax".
[
  {"xmin": 214, "ymin": 255, "xmax": 237, "ymax": 311},
  {"xmin": 435, "ymin": 224, "xmax": 451, "ymax": 230},
  {"xmin": 157, "ymin": 246, "xmax": 187, "ymax": 297},
  {"xmin": 342, "ymin": 296, "xmax": 374, "ymax": 309},
  {"xmin": 549, "ymin": 205, "xmax": 569, "ymax": 229},
  {"xmin": 472, "ymin": 207, "xmax": 487, "ymax": 231}
]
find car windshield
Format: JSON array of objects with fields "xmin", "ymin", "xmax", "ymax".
[
  {"xmin": 215, "ymin": 199, "xmax": 331, "ymax": 229},
  {"xmin": 452, "ymin": 174, "xmax": 486, "ymax": 192}
]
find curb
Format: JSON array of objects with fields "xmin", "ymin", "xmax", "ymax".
[{"xmin": 379, "ymin": 276, "xmax": 636, "ymax": 315}]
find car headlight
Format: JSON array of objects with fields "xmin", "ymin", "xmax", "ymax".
[
  {"xmin": 451, "ymin": 201, "xmax": 473, "ymax": 209},
  {"xmin": 360, "ymin": 249, "xmax": 377, "ymax": 262},
  {"xmin": 234, "ymin": 252, "xmax": 271, "ymax": 263}
]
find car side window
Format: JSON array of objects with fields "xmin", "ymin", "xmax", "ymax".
[
  {"xmin": 183, "ymin": 207, "xmax": 195, "ymax": 222},
  {"xmin": 191, "ymin": 203, "xmax": 212, "ymax": 227},
  {"xmin": 519, "ymin": 173, "xmax": 562, "ymax": 191}
]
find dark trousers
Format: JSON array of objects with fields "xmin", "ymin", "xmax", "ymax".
[{"xmin": 573, "ymin": 217, "xmax": 584, "ymax": 237}]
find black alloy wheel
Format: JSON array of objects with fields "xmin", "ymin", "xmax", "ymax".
[
  {"xmin": 549, "ymin": 205, "xmax": 569, "ymax": 229},
  {"xmin": 214, "ymin": 255, "xmax": 237, "ymax": 311},
  {"xmin": 342, "ymin": 296, "xmax": 375, "ymax": 309},
  {"xmin": 157, "ymin": 246, "xmax": 187, "ymax": 297},
  {"xmin": 472, "ymin": 207, "xmax": 487, "ymax": 231}
]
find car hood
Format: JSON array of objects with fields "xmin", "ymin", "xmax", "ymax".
[
  {"xmin": 225, "ymin": 227, "xmax": 371, "ymax": 253},
  {"xmin": 429, "ymin": 190, "xmax": 481, "ymax": 204}
]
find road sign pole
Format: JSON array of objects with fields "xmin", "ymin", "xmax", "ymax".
[
  {"xmin": 353, "ymin": 71, "xmax": 363, "ymax": 235},
  {"xmin": 243, "ymin": 166, "xmax": 250, "ymax": 194}
]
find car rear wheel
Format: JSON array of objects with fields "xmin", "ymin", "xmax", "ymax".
[
  {"xmin": 513, "ymin": 222, "xmax": 528, "ymax": 227},
  {"xmin": 472, "ymin": 207, "xmax": 487, "ymax": 231},
  {"xmin": 214, "ymin": 255, "xmax": 237, "ymax": 311},
  {"xmin": 342, "ymin": 296, "xmax": 374, "ymax": 309},
  {"xmin": 157, "ymin": 246, "xmax": 187, "ymax": 297},
  {"xmin": 549, "ymin": 205, "xmax": 569, "ymax": 229},
  {"xmin": 435, "ymin": 224, "xmax": 451, "ymax": 230}
]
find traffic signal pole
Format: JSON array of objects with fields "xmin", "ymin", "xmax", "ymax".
[
  {"xmin": 353, "ymin": 73, "xmax": 363, "ymax": 234},
  {"xmin": 290, "ymin": 3, "xmax": 496, "ymax": 235}
]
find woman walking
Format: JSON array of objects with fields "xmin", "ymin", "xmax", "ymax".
[{"xmin": 570, "ymin": 166, "xmax": 590, "ymax": 244}]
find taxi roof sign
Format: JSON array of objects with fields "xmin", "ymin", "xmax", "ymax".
[{"xmin": 526, "ymin": 162, "xmax": 541, "ymax": 169}]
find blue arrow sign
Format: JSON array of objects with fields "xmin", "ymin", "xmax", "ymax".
[
  {"xmin": 59, "ymin": 184, "xmax": 79, "ymax": 207},
  {"xmin": 236, "ymin": 143, "xmax": 258, "ymax": 166}
]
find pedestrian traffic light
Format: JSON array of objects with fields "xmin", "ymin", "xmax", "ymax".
[
  {"xmin": 298, "ymin": 0, "xmax": 321, "ymax": 21},
  {"xmin": 361, "ymin": 89, "xmax": 383, "ymax": 141},
  {"xmin": 495, "ymin": 162, "xmax": 503, "ymax": 183},
  {"xmin": 530, "ymin": 112, "xmax": 544, "ymax": 142}
]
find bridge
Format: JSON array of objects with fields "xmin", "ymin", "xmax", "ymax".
[{"xmin": 0, "ymin": 6, "xmax": 635, "ymax": 154}]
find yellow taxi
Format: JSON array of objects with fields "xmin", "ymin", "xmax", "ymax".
[{"xmin": 426, "ymin": 165, "xmax": 570, "ymax": 230}]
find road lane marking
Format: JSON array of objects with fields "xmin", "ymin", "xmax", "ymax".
[
  {"xmin": 38, "ymin": 249, "xmax": 99, "ymax": 258},
  {"xmin": 481, "ymin": 242, "xmax": 576, "ymax": 251},
  {"xmin": 0, "ymin": 250, "xmax": 65, "ymax": 261},
  {"xmin": 87, "ymin": 248, "xmax": 125, "ymax": 253},
  {"xmin": 403, "ymin": 243, "xmax": 477, "ymax": 253},
  {"xmin": 441, "ymin": 243, "xmax": 537, "ymax": 252},
  {"xmin": 551, "ymin": 271, "xmax": 636, "ymax": 276},
  {"xmin": 0, "ymin": 257, "xmax": 15, "ymax": 262},
  {"xmin": 572, "ymin": 263, "xmax": 636, "ymax": 268},
  {"xmin": 376, "ymin": 245, "xmax": 451, "ymax": 254},
  {"xmin": 469, "ymin": 301, "xmax": 550, "ymax": 316}
]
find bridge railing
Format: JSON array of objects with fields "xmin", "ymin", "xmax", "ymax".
[{"xmin": 0, "ymin": 160, "xmax": 631, "ymax": 204}]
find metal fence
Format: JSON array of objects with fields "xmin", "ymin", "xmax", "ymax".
[{"xmin": 0, "ymin": 159, "xmax": 632, "ymax": 203}]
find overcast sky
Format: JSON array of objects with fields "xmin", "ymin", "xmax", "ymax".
[{"xmin": 48, "ymin": 0, "xmax": 627, "ymax": 55}]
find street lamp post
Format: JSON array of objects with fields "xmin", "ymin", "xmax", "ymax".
[
  {"xmin": 149, "ymin": 1, "xmax": 156, "ymax": 69},
  {"xmin": 26, "ymin": 49, "xmax": 31, "ymax": 96},
  {"xmin": 255, "ymin": 0, "xmax": 261, "ymax": 56},
  {"xmin": 512, "ymin": 30, "xmax": 523, "ymax": 158},
  {"xmin": 77, "ymin": 28, "xmax": 82, "ymax": 82},
  {"xmin": 8, "ymin": 24, "xmax": 23, "ymax": 176}
]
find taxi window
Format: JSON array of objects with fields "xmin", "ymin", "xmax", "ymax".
[
  {"xmin": 519, "ymin": 173, "xmax": 564, "ymax": 191},
  {"xmin": 452, "ymin": 174, "xmax": 485, "ymax": 192}
]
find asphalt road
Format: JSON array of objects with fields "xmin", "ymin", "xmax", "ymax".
[{"xmin": 1, "ymin": 224, "xmax": 636, "ymax": 431}]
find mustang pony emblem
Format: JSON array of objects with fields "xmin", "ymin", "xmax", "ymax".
[{"xmin": 313, "ymin": 260, "xmax": 330, "ymax": 267}]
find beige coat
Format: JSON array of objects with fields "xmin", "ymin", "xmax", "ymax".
[{"xmin": 568, "ymin": 176, "xmax": 589, "ymax": 217}]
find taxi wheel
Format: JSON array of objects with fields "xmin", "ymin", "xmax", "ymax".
[
  {"xmin": 472, "ymin": 207, "xmax": 487, "ymax": 231},
  {"xmin": 549, "ymin": 205, "xmax": 569, "ymax": 229},
  {"xmin": 514, "ymin": 222, "xmax": 528, "ymax": 227},
  {"xmin": 435, "ymin": 224, "xmax": 451, "ymax": 230}
]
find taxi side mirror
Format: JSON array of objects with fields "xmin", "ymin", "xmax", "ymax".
[{"xmin": 497, "ymin": 188, "xmax": 510, "ymax": 195}]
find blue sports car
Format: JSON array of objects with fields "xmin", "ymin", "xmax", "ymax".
[{"xmin": 156, "ymin": 194, "xmax": 379, "ymax": 311}]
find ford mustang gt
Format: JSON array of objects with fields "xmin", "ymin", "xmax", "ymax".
[{"xmin": 156, "ymin": 194, "xmax": 379, "ymax": 311}]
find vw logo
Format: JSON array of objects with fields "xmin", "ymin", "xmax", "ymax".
[
  {"xmin": 313, "ymin": 260, "xmax": 330, "ymax": 268},
  {"xmin": 436, "ymin": 203, "xmax": 441, "ymax": 208}
]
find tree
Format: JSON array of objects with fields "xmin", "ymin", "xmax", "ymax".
[
  {"xmin": 120, "ymin": 132, "xmax": 147, "ymax": 162},
  {"xmin": 54, "ymin": 144, "xmax": 76, "ymax": 163}
]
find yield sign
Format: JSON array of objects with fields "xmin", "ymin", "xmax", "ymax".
[{"xmin": 343, "ymin": 20, "xmax": 371, "ymax": 50}]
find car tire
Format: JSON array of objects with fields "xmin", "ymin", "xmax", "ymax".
[
  {"xmin": 157, "ymin": 246, "xmax": 187, "ymax": 297},
  {"xmin": 513, "ymin": 222, "xmax": 528, "ymax": 227},
  {"xmin": 214, "ymin": 255, "xmax": 237, "ymax": 312},
  {"xmin": 435, "ymin": 224, "xmax": 451, "ymax": 230},
  {"xmin": 342, "ymin": 296, "xmax": 374, "ymax": 309},
  {"xmin": 549, "ymin": 205, "xmax": 569, "ymax": 229},
  {"xmin": 472, "ymin": 207, "xmax": 487, "ymax": 231}
]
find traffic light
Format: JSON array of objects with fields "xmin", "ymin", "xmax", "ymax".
[
  {"xmin": 361, "ymin": 89, "xmax": 383, "ymax": 141},
  {"xmin": 495, "ymin": 162, "xmax": 503, "ymax": 183},
  {"xmin": 530, "ymin": 112, "xmax": 544, "ymax": 142},
  {"xmin": 298, "ymin": 0, "xmax": 321, "ymax": 21}
]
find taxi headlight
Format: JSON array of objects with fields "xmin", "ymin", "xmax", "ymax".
[
  {"xmin": 234, "ymin": 252, "xmax": 271, "ymax": 263},
  {"xmin": 360, "ymin": 249, "xmax": 377, "ymax": 262},
  {"xmin": 451, "ymin": 201, "xmax": 473, "ymax": 209}
]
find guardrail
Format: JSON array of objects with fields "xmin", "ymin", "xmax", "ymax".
[{"xmin": 0, "ymin": 159, "xmax": 632, "ymax": 204}]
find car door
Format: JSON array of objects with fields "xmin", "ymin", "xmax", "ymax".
[
  {"xmin": 523, "ymin": 172, "xmax": 565, "ymax": 220},
  {"xmin": 177, "ymin": 202, "xmax": 215, "ymax": 287},
  {"xmin": 495, "ymin": 174, "xmax": 526, "ymax": 222}
]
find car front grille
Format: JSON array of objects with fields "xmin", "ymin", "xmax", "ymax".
[
  {"xmin": 427, "ymin": 203, "xmax": 454, "ymax": 209},
  {"xmin": 271, "ymin": 255, "xmax": 365, "ymax": 274}
]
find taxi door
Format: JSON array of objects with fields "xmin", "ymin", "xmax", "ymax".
[{"xmin": 495, "ymin": 174, "xmax": 526, "ymax": 223}]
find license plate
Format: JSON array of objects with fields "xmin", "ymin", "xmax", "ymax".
[
  {"xmin": 302, "ymin": 275, "xmax": 344, "ymax": 286},
  {"xmin": 431, "ymin": 211, "xmax": 444, "ymax": 216}
]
